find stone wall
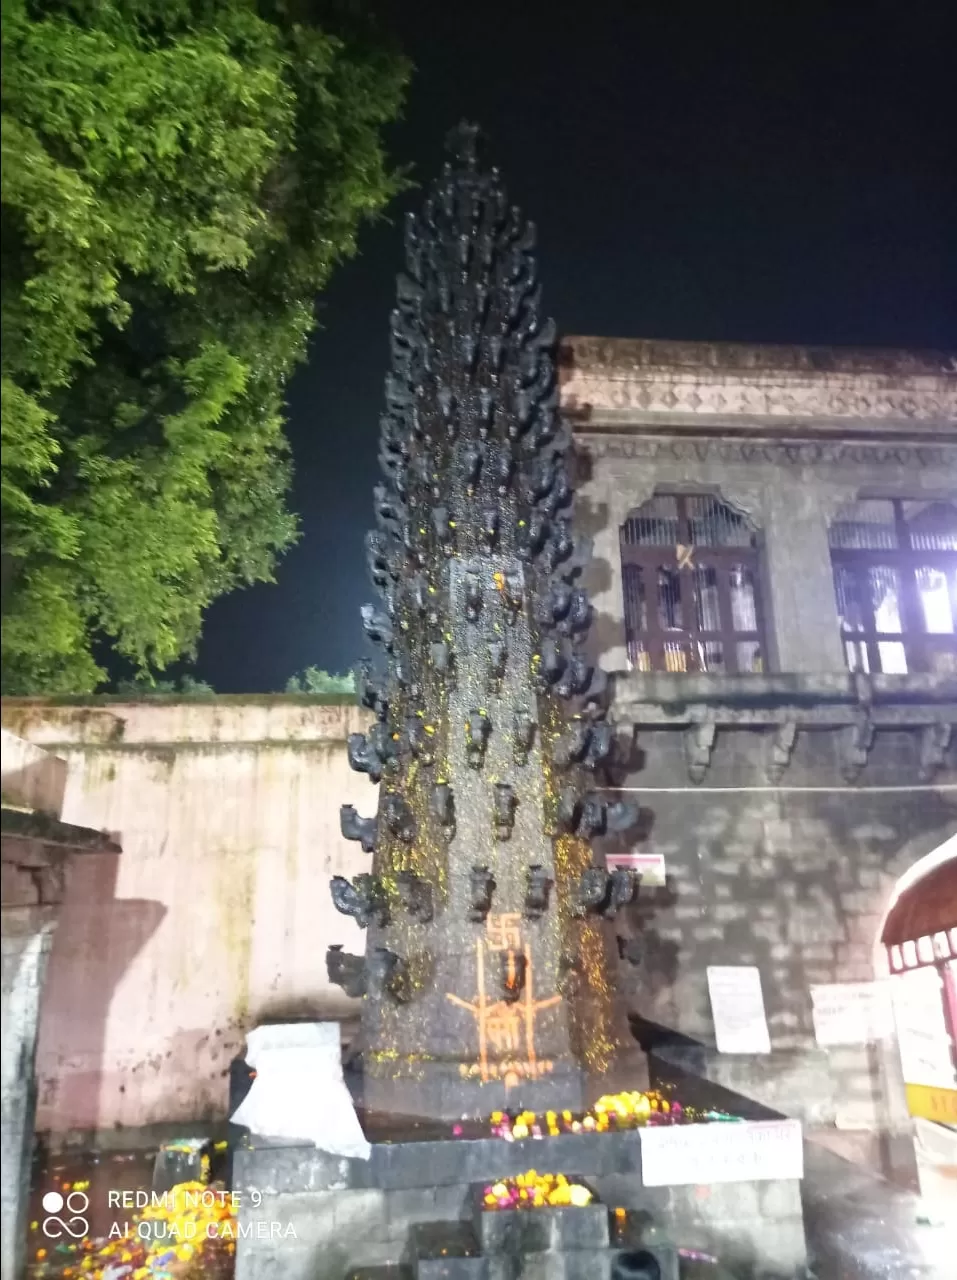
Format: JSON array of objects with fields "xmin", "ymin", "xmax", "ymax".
[
  {"xmin": 1, "ymin": 698, "xmax": 375, "ymax": 1138},
  {"xmin": 561, "ymin": 336, "xmax": 957, "ymax": 674},
  {"xmin": 605, "ymin": 694, "xmax": 957, "ymax": 1177},
  {"xmin": 556, "ymin": 337, "xmax": 957, "ymax": 1177},
  {"xmin": 2, "ymin": 736, "xmax": 121, "ymax": 1278},
  {"xmin": 3, "ymin": 337, "xmax": 955, "ymax": 1156},
  {"xmin": 576, "ymin": 436, "xmax": 957, "ymax": 675},
  {"xmin": 232, "ymin": 1124, "xmax": 804, "ymax": 1280},
  {"xmin": 2, "ymin": 907, "xmax": 56, "ymax": 1280},
  {"xmin": 4, "ymin": 684, "xmax": 953, "ymax": 1168}
]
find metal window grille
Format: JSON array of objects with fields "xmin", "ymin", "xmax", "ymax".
[
  {"xmin": 620, "ymin": 493, "xmax": 765, "ymax": 673},
  {"xmin": 829, "ymin": 499, "xmax": 957, "ymax": 675}
]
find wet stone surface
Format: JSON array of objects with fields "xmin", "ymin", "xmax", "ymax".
[{"xmin": 25, "ymin": 1143, "xmax": 235, "ymax": 1279}]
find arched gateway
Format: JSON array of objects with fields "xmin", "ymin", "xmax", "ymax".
[{"xmin": 877, "ymin": 839, "xmax": 957, "ymax": 1210}]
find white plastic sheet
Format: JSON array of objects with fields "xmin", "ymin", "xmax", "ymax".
[{"xmin": 230, "ymin": 1023, "xmax": 371, "ymax": 1159}]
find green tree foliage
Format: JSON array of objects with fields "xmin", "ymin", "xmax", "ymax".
[
  {"xmin": 1, "ymin": 0, "xmax": 409, "ymax": 693},
  {"xmin": 284, "ymin": 665, "xmax": 354, "ymax": 694},
  {"xmin": 114, "ymin": 672, "xmax": 216, "ymax": 697}
]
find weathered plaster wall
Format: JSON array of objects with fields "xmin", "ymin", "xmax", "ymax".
[
  {"xmin": 1, "ymin": 699, "xmax": 375, "ymax": 1136},
  {"xmin": 2, "ymin": 729, "xmax": 119, "ymax": 1278},
  {"xmin": 1, "ymin": 727, "xmax": 67, "ymax": 816}
]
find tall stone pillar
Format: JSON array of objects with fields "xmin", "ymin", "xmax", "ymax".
[{"xmin": 327, "ymin": 125, "xmax": 644, "ymax": 1121}]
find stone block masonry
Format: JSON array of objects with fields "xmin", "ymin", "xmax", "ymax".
[
  {"xmin": 232, "ymin": 1129, "xmax": 799, "ymax": 1280},
  {"xmin": 2, "ymin": 747, "xmax": 121, "ymax": 1280},
  {"xmin": 3, "ymin": 679, "xmax": 954, "ymax": 1184},
  {"xmin": 609, "ymin": 699, "xmax": 956, "ymax": 1188},
  {"xmin": 566, "ymin": 336, "xmax": 957, "ymax": 678}
]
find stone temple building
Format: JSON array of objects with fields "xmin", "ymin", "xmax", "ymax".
[
  {"xmin": 564, "ymin": 335, "xmax": 957, "ymax": 1188},
  {"xmin": 2, "ymin": 336, "xmax": 956, "ymax": 1272}
]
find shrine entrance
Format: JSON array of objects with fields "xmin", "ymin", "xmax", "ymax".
[{"xmin": 878, "ymin": 837, "xmax": 957, "ymax": 1213}]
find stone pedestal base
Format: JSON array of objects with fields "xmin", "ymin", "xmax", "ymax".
[
  {"xmin": 233, "ymin": 1125, "xmax": 807, "ymax": 1280},
  {"xmin": 358, "ymin": 1048, "xmax": 650, "ymax": 1123},
  {"xmin": 361, "ymin": 1060, "xmax": 586, "ymax": 1124}
]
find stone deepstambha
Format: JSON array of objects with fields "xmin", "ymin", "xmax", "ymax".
[{"xmin": 328, "ymin": 124, "xmax": 639, "ymax": 1118}]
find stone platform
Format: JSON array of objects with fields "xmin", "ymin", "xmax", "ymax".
[
  {"xmin": 233, "ymin": 1125, "xmax": 808, "ymax": 1280},
  {"xmin": 406, "ymin": 1200, "xmax": 677, "ymax": 1280}
]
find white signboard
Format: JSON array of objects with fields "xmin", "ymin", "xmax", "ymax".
[
  {"xmin": 606, "ymin": 852, "xmax": 666, "ymax": 886},
  {"xmin": 640, "ymin": 1119, "xmax": 804, "ymax": 1187},
  {"xmin": 810, "ymin": 981, "xmax": 894, "ymax": 1046},
  {"xmin": 707, "ymin": 966, "xmax": 771, "ymax": 1054},
  {"xmin": 891, "ymin": 968, "xmax": 957, "ymax": 1091}
]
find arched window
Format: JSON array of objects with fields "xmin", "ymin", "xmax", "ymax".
[
  {"xmin": 620, "ymin": 493, "xmax": 766, "ymax": 673},
  {"xmin": 829, "ymin": 499, "xmax": 957, "ymax": 675}
]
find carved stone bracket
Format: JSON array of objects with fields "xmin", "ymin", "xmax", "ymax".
[
  {"xmin": 684, "ymin": 722, "xmax": 717, "ymax": 784},
  {"xmin": 918, "ymin": 722, "xmax": 953, "ymax": 783},
  {"xmin": 840, "ymin": 717, "xmax": 875, "ymax": 783},
  {"xmin": 367, "ymin": 948, "xmax": 411, "ymax": 1004},
  {"xmin": 611, "ymin": 672, "xmax": 956, "ymax": 787},
  {"xmin": 766, "ymin": 720, "xmax": 798, "ymax": 784}
]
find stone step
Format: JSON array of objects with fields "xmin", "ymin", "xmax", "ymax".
[
  {"xmin": 407, "ymin": 1220, "xmax": 484, "ymax": 1280},
  {"xmin": 417, "ymin": 1260, "xmax": 487, "ymax": 1280},
  {"xmin": 477, "ymin": 1204, "xmax": 611, "ymax": 1255},
  {"xmin": 403, "ymin": 1205, "xmax": 680, "ymax": 1280},
  {"xmin": 482, "ymin": 1248, "xmax": 674, "ymax": 1280},
  {"xmin": 235, "ymin": 1124, "xmax": 644, "ymax": 1194},
  {"xmin": 413, "ymin": 1251, "xmax": 673, "ymax": 1280},
  {"xmin": 347, "ymin": 1267, "xmax": 414, "ymax": 1280}
]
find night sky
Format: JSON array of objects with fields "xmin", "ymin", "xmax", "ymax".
[{"xmin": 194, "ymin": 0, "xmax": 955, "ymax": 693}]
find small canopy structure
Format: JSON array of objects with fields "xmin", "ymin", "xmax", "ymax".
[{"xmin": 882, "ymin": 856, "xmax": 957, "ymax": 973}]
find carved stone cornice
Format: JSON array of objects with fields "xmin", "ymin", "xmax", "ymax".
[
  {"xmin": 609, "ymin": 671, "xmax": 957, "ymax": 785},
  {"xmin": 575, "ymin": 433, "xmax": 955, "ymax": 471},
  {"xmin": 611, "ymin": 670, "xmax": 957, "ymax": 719},
  {"xmin": 559, "ymin": 336, "xmax": 957, "ymax": 428},
  {"xmin": 560, "ymin": 337, "xmax": 956, "ymax": 379}
]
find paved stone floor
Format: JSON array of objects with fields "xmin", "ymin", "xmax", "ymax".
[{"xmin": 801, "ymin": 1143, "xmax": 955, "ymax": 1280}]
